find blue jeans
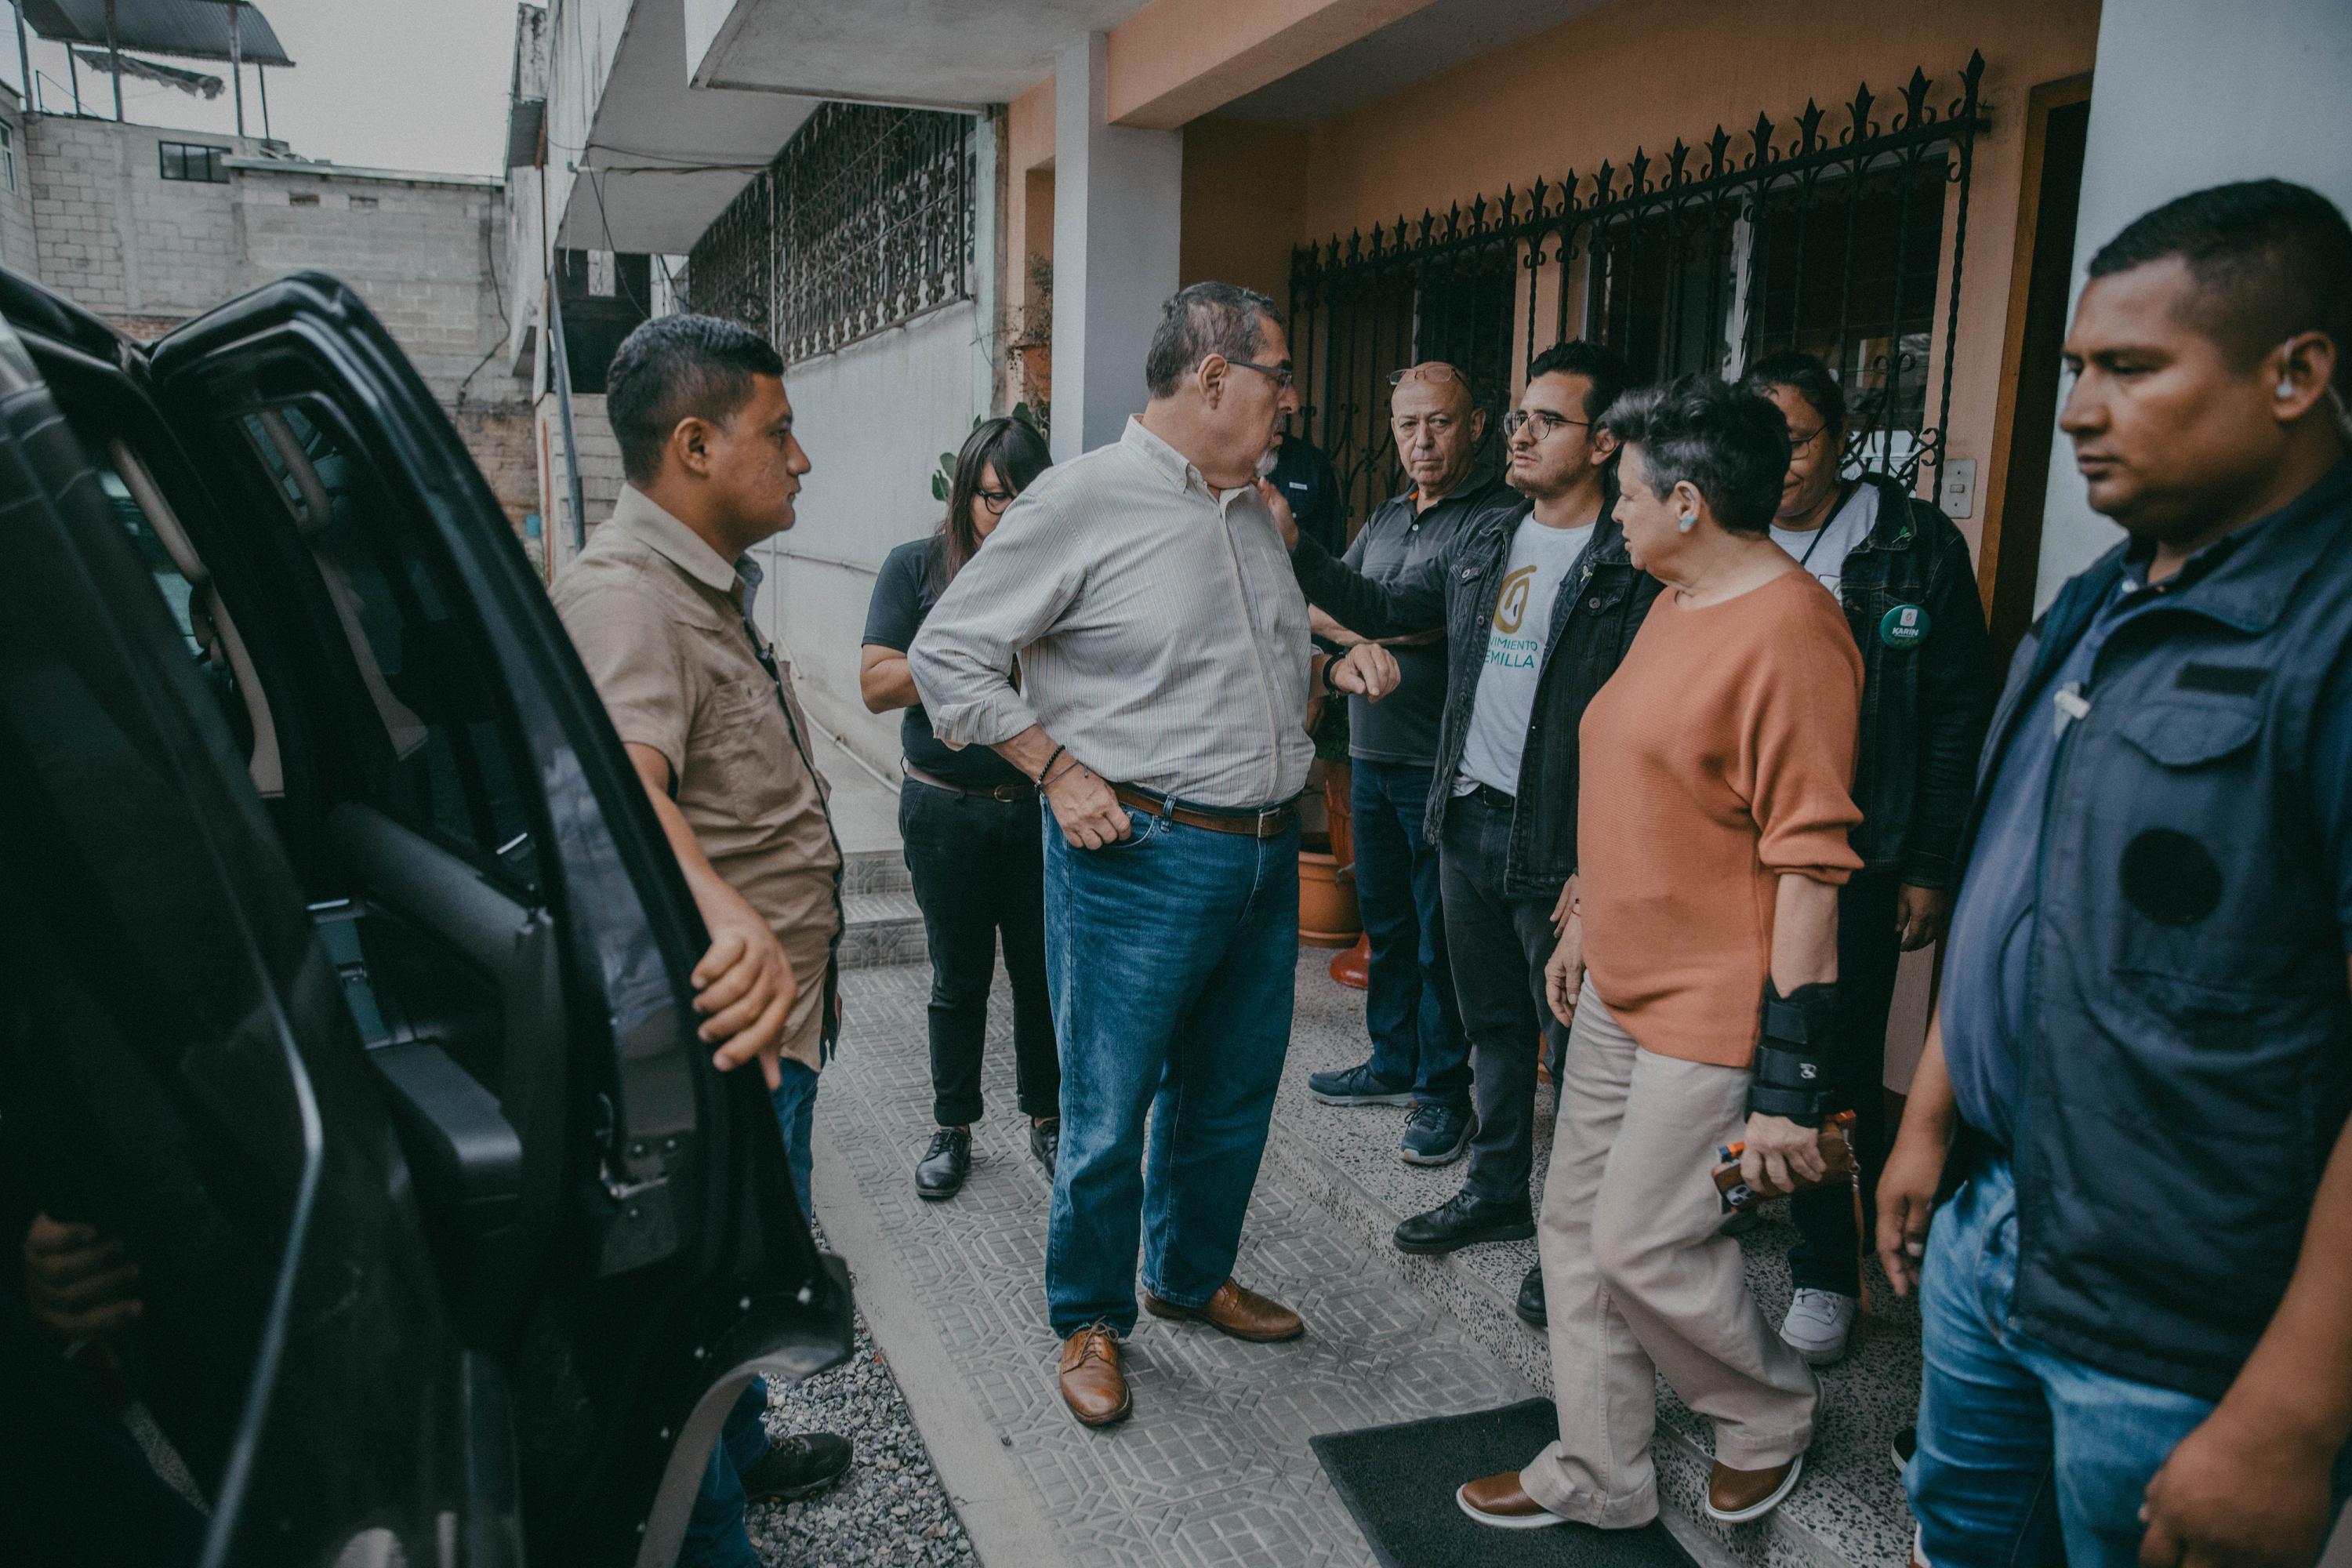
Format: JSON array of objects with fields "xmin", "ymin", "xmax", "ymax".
[
  {"xmin": 1911, "ymin": 1156, "xmax": 2350, "ymax": 1566},
  {"xmin": 1349, "ymin": 760, "xmax": 1468, "ymax": 1106},
  {"xmin": 1042, "ymin": 800, "xmax": 1299, "ymax": 1337},
  {"xmin": 680, "ymin": 1061, "xmax": 822, "ymax": 1567}
]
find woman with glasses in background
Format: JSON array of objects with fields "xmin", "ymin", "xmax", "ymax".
[{"xmin": 862, "ymin": 416, "xmax": 1060, "ymax": 1200}]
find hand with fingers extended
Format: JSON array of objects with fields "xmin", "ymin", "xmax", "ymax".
[
  {"xmin": 23, "ymin": 1214, "xmax": 142, "ymax": 1341},
  {"xmin": 1544, "ymin": 914, "xmax": 1584, "ymax": 1028},
  {"xmin": 693, "ymin": 908, "xmax": 799, "ymax": 1091},
  {"xmin": 1875, "ymin": 1119, "xmax": 1947, "ymax": 1298},
  {"xmin": 1044, "ymin": 757, "xmax": 1131, "ymax": 850}
]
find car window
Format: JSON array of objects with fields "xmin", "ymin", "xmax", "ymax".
[{"xmin": 237, "ymin": 403, "xmax": 542, "ymax": 891}]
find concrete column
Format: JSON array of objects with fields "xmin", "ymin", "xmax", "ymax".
[
  {"xmin": 1051, "ymin": 31, "xmax": 1181, "ymax": 461},
  {"xmin": 2031, "ymin": 0, "xmax": 2352, "ymax": 607}
]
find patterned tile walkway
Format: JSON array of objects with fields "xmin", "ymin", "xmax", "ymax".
[{"xmin": 817, "ymin": 958, "xmax": 1536, "ymax": 1568}]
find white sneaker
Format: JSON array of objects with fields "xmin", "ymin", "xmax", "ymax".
[{"xmin": 1780, "ymin": 1288, "xmax": 1858, "ymax": 1366}]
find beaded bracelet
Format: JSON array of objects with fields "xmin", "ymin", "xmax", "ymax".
[{"xmin": 1035, "ymin": 742, "xmax": 1067, "ymax": 786}]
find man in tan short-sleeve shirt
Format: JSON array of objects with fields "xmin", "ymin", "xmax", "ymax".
[
  {"xmin": 557, "ymin": 485, "xmax": 843, "ymax": 1071},
  {"xmin": 550, "ymin": 314, "xmax": 853, "ymax": 1551}
]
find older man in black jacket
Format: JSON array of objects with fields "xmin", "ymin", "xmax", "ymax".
[{"xmin": 1272, "ymin": 341, "xmax": 1658, "ymax": 1323}]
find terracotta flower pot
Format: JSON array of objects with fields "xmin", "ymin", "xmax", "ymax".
[{"xmin": 1298, "ymin": 839, "xmax": 1360, "ymax": 947}]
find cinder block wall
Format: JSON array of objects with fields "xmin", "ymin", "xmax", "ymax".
[
  {"xmin": 25, "ymin": 117, "xmax": 262, "ymax": 321},
  {"xmin": 16, "ymin": 117, "xmax": 532, "ymax": 532},
  {"xmin": 0, "ymin": 87, "xmax": 38, "ymax": 277}
]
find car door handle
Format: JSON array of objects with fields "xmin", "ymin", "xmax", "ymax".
[{"xmin": 370, "ymin": 1040, "xmax": 524, "ymax": 1240}]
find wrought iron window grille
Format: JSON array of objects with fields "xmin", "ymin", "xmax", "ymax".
[
  {"xmin": 686, "ymin": 102, "xmax": 975, "ymax": 368},
  {"xmin": 1289, "ymin": 52, "xmax": 1987, "ymax": 528}
]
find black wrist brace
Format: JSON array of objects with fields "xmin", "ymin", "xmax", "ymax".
[{"xmin": 1747, "ymin": 979, "xmax": 1838, "ymax": 1126}]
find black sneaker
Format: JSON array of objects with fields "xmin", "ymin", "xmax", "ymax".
[
  {"xmin": 1308, "ymin": 1062, "xmax": 1417, "ymax": 1106},
  {"xmin": 915, "ymin": 1126, "xmax": 971, "ymax": 1200},
  {"xmin": 1393, "ymin": 1189, "xmax": 1536, "ymax": 1255},
  {"xmin": 1515, "ymin": 1264, "xmax": 1546, "ymax": 1328},
  {"xmin": 1030, "ymin": 1116, "xmax": 1060, "ymax": 1177},
  {"xmin": 1891, "ymin": 1425, "xmax": 1916, "ymax": 1479},
  {"xmin": 742, "ymin": 1430, "xmax": 854, "ymax": 1504}
]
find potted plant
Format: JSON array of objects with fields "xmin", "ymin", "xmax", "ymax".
[{"xmin": 1299, "ymin": 677, "xmax": 1361, "ymax": 947}]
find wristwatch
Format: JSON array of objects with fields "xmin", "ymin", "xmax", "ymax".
[{"xmin": 1321, "ymin": 654, "xmax": 1346, "ymax": 695}]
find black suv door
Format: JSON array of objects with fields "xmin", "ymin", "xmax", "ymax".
[{"xmin": 0, "ymin": 272, "xmax": 851, "ymax": 1566}]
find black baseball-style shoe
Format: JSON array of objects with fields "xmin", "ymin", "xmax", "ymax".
[
  {"xmin": 1515, "ymin": 1265, "xmax": 1547, "ymax": 1328},
  {"xmin": 742, "ymin": 1431, "xmax": 855, "ymax": 1504},
  {"xmin": 915, "ymin": 1126, "xmax": 971, "ymax": 1200},
  {"xmin": 1392, "ymin": 1189, "xmax": 1536, "ymax": 1255}
]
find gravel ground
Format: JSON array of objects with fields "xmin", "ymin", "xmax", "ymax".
[{"xmin": 749, "ymin": 1253, "xmax": 972, "ymax": 1568}]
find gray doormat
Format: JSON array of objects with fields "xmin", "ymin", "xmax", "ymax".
[{"xmin": 1310, "ymin": 1399, "xmax": 1697, "ymax": 1568}]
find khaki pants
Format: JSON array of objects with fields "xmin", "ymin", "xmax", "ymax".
[{"xmin": 1519, "ymin": 987, "xmax": 1817, "ymax": 1525}]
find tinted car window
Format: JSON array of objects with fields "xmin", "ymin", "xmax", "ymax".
[{"xmin": 238, "ymin": 403, "xmax": 541, "ymax": 890}]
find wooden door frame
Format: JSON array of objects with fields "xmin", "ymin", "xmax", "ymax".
[{"xmin": 1974, "ymin": 72, "xmax": 2095, "ymax": 616}]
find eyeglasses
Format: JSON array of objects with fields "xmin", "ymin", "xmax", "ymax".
[
  {"xmin": 1501, "ymin": 408, "xmax": 1592, "ymax": 440},
  {"xmin": 1228, "ymin": 358, "xmax": 1294, "ymax": 390},
  {"xmin": 1785, "ymin": 423, "xmax": 1827, "ymax": 450},
  {"xmin": 976, "ymin": 487, "xmax": 1018, "ymax": 515}
]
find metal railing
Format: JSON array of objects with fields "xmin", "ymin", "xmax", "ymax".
[
  {"xmin": 686, "ymin": 103, "xmax": 974, "ymax": 367},
  {"xmin": 1290, "ymin": 52, "xmax": 1987, "ymax": 527}
]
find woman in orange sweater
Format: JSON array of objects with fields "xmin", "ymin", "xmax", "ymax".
[{"xmin": 1457, "ymin": 377, "xmax": 1864, "ymax": 1534}]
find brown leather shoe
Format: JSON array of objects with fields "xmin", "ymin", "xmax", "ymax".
[
  {"xmin": 1058, "ymin": 1322, "xmax": 1131, "ymax": 1428},
  {"xmin": 1454, "ymin": 1470, "xmax": 1566, "ymax": 1530},
  {"xmin": 1705, "ymin": 1454, "xmax": 1804, "ymax": 1523},
  {"xmin": 1142, "ymin": 1279, "xmax": 1305, "ymax": 1342}
]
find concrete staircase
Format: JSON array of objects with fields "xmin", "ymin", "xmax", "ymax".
[
  {"xmin": 841, "ymin": 848, "xmax": 925, "ymax": 970},
  {"xmin": 1265, "ymin": 948, "xmax": 1921, "ymax": 1568}
]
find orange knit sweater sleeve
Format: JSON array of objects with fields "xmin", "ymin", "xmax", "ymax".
[{"xmin": 1740, "ymin": 590, "xmax": 1866, "ymax": 884}]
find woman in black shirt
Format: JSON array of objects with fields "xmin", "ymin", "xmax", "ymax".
[{"xmin": 861, "ymin": 416, "xmax": 1058, "ymax": 1200}]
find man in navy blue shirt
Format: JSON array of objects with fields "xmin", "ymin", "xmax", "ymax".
[{"xmin": 1878, "ymin": 181, "xmax": 2352, "ymax": 1568}]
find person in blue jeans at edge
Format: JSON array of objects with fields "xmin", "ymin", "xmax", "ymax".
[
  {"xmin": 1304, "ymin": 360, "xmax": 1502, "ymax": 1168},
  {"xmin": 1875, "ymin": 180, "xmax": 2352, "ymax": 1568},
  {"xmin": 550, "ymin": 314, "xmax": 855, "ymax": 1567},
  {"xmin": 909, "ymin": 282, "xmax": 1402, "ymax": 1428}
]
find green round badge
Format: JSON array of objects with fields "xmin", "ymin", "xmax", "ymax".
[{"xmin": 1879, "ymin": 603, "xmax": 1929, "ymax": 648}]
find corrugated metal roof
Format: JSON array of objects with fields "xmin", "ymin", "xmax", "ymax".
[{"xmin": 21, "ymin": 0, "xmax": 294, "ymax": 69}]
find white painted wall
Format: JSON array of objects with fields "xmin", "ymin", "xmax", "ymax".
[
  {"xmin": 747, "ymin": 302, "xmax": 992, "ymax": 774},
  {"xmin": 2031, "ymin": 0, "xmax": 2352, "ymax": 608}
]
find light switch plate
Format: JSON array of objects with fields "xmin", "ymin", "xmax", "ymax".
[{"xmin": 1939, "ymin": 458, "xmax": 1977, "ymax": 521}]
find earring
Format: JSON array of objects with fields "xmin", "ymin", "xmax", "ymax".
[
  {"xmin": 1677, "ymin": 512, "xmax": 1698, "ymax": 533},
  {"xmin": 2279, "ymin": 377, "xmax": 2298, "ymax": 398}
]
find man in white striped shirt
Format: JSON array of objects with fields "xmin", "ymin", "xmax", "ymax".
[{"xmin": 911, "ymin": 282, "xmax": 1397, "ymax": 1427}]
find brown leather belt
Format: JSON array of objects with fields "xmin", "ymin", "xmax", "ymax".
[
  {"xmin": 903, "ymin": 760, "xmax": 1036, "ymax": 803},
  {"xmin": 1113, "ymin": 783, "xmax": 1298, "ymax": 840}
]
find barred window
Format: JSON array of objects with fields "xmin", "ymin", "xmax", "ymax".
[
  {"xmin": 159, "ymin": 140, "xmax": 230, "ymax": 183},
  {"xmin": 687, "ymin": 103, "xmax": 972, "ymax": 365},
  {"xmin": 1294, "ymin": 55, "xmax": 1986, "ymax": 521},
  {"xmin": 0, "ymin": 123, "xmax": 15, "ymax": 194}
]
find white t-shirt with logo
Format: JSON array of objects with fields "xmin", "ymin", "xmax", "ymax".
[
  {"xmin": 1769, "ymin": 481, "xmax": 1879, "ymax": 598},
  {"xmin": 1455, "ymin": 515, "xmax": 1597, "ymax": 797}
]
